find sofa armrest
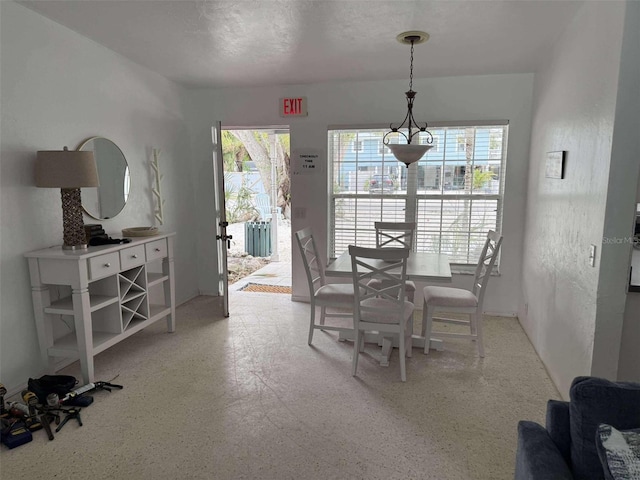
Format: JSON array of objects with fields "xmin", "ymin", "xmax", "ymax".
[
  {"xmin": 515, "ymin": 421, "xmax": 573, "ymax": 480},
  {"xmin": 546, "ymin": 400, "xmax": 571, "ymax": 463}
]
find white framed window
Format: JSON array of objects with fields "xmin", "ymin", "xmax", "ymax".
[{"xmin": 328, "ymin": 122, "xmax": 508, "ymax": 265}]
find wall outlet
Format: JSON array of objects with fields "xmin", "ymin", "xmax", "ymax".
[{"xmin": 589, "ymin": 244, "xmax": 597, "ymax": 267}]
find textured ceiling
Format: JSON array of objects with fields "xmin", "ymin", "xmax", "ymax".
[{"xmin": 19, "ymin": 0, "xmax": 584, "ymax": 89}]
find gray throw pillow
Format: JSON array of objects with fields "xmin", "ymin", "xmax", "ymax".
[{"xmin": 595, "ymin": 424, "xmax": 640, "ymax": 480}]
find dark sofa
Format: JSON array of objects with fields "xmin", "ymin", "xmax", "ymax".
[{"xmin": 514, "ymin": 376, "xmax": 640, "ymax": 480}]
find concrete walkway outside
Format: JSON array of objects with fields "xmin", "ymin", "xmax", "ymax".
[{"xmin": 227, "ymin": 219, "xmax": 292, "ymax": 291}]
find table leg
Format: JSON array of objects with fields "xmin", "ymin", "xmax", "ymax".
[
  {"xmin": 72, "ymin": 287, "xmax": 94, "ymax": 384},
  {"xmin": 380, "ymin": 337, "xmax": 393, "ymax": 367},
  {"xmin": 338, "ymin": 333, "xmax": 443, "ymax": 372}
]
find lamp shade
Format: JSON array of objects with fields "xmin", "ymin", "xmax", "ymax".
[
  {"xmin": 387, "ymin": 144, "xmax": 433, "ymax": 167},
  {"xmin": 35, "ymin": 147, "xmax": 99, "ymax": 188}
]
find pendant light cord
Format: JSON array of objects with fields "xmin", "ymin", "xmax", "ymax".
[{"xmin": 409, "ymin": 39, "xmax": 414, "ymax": 91}]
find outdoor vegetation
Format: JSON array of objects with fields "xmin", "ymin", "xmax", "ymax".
[
  {"xmin": 222, "ymin": 130, "xmax": 291, "ymax": 222},
  {"xmin": 221, "ymin": 130, "xmax": 291, "ymax": 284}
]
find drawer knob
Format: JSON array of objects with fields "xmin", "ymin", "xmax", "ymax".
[
  {"xmin": 155, "ymin": 248, "xmax": 161, "ymax": 252},
  {"xmin": 104, "ymin": 263, "xmax": 111, "ymax": 268},
  {"xmin": 132, "ymin": 254, "xmax": 138, "ymax": 259}
]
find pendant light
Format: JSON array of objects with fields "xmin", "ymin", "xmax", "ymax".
[{"xmin": 383, "ymin": 31, "xmax": 434, "ymax": 167}]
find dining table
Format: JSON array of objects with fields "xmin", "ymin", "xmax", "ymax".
[{"xmin": 325, "ymin": 250, "xmax": 452, "ymax": 365}]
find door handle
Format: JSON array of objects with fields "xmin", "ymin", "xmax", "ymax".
[{"xmin": 216, "ymin": 234, "xmax": 233, "ymax": 249}]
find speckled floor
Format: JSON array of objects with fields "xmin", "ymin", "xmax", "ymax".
[{"xmin": 1, "ymin": 293, "xmax": 560, "ymax": 480}]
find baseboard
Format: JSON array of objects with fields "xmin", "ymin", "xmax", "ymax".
[
  {"xmin": 291, "ymin": 295, "xmax": 310, "ymax": 303},
  {"xmin": 483, "ymin": 311, "xmax": 518, "ymax": 318},
  {"xmin": 178, "ymin": 292, "xmax": 201, "ymax": 306},
  {"xmin": 198, "ymin": 289, "xmax": 220, "ymax": 297}
]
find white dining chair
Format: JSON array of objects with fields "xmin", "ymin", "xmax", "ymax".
[
  {"xmin": 421, "ymin": 230, "xmax": 503, "ymax": 357},
  {"xmin": 295, "ymin": 227, "xmax": 354, "ymax": 345},
  {"xmin": 349, "ymin": 245, "xmax": 414, "ymax": 382},
  {"xmin": 368, "ymin": 221, "xmax": 417, "ymax": 302}
]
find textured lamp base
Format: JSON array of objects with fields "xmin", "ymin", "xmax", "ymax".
[{"xmin": 61, "ymin": 188, "xmax": 88, "ymax": 250}]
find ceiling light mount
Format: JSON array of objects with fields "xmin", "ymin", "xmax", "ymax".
[
  {"xmin": 384, "ymin": 31, "xmax": 434, "ymax": 167},
  {"xmin": 396, "ymin": 31, "xmax": 430, "ymax": 45}
]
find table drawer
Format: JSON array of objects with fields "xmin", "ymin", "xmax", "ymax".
[
  {"xmin": 89, "ymin": 252, "xmax": 120, "ymax": 281},
  {"xmin": 120, "ymin": 245, "xmax": 146, "ymax": 270},
  {"xmin": 145, "ymin": 239, "xmax": 167, "ymax": 262}
]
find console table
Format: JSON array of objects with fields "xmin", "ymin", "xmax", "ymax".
[{"xmin": 25, "ymin": 233, "xmax": 176, "ymax": 384}]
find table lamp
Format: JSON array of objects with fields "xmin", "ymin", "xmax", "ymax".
[{"xmin": 36, "ymin": 147, "xmax": 99, "ymax": 250}]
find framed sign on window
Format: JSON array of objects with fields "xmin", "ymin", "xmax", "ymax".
[{"xmin": 546, "ymin": 151, "xmax": 566, "ymax": 179}]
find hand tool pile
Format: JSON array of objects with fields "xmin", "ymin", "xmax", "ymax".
[{"xmin": 0, "ymin": 376, "xmax": 123, "ymax": 449}]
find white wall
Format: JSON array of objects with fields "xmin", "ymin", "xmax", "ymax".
[
  {"xmin": 520, "ymin": 1, "xmax": 634, "ymax": 397},
  {"xmin": 187, "ymin": 73, "xmax": 535, "ymax": 314},
  {"xmin": 0, "ymin": 2, "xmax": 198, "ymax": 391},
  {"xmin": 602, "ymin": 0, "xmax": 640, "ymax": 384},
  {"xmin": 618, "ymin": 36, "xmax": 640, "ymax": 383}
]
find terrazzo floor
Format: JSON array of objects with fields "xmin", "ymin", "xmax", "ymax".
[{"xmin": 0, "ymin": 292, "xmax": 560, "ymax": 479}]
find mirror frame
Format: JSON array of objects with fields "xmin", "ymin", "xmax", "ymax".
[{"xmin": 78, "ymin": 136, "xmax": 129, "ymax": 220}]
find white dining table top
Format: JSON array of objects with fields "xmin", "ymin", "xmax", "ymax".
[{"xmin": 325, "ymin": 250, "xmax": 452, "ymax": 283}]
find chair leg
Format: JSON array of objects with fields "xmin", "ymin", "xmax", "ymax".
[
  {"xmin": 423, "ymin": 307, "xmax": 434, "ymax": 355},
  {"xmin": 408, "ymin": 289, "xmax": 415, "ymax": 304},
  {"xmin": 470, "ymin": 311, "xmax": 477, "ymax": 336},
  {"xmin": 399, "ymin": 330, "xmax": 407, "ymax": 382},
  {"xmin": 352, "ymin": 329, "xmax": 361, "ymax": 376},
  {"xmin": 319, "ymin": 306, "xmax": 326, "ymax": 330},
  {"xmin": 405, "ymin": 320, "xmax": 412, "ymax": 358},
  {"xmin": 475, "ymin": 313, "xmax": 485, "ymax": 357},
  {"xmin": 308, "ymin": 301, "xmax": 316, "ymax": 345}
]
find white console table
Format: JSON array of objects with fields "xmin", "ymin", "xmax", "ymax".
[{"xmin": 25, "ymin": 233, "xmax": 176, "ymax": 384}]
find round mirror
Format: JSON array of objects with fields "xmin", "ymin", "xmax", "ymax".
[{"xmin": 78, "ymin": 137, "xmax": 130, "ymax": 220}]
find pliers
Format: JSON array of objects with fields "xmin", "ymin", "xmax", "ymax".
[{"xmin": 94, "ymin": 381, "xmax": 123, "ymax": 392}]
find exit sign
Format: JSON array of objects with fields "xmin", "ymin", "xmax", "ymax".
[{"xmin": 280, "ymin": 97, "xmax": 308, "ymax": 117}]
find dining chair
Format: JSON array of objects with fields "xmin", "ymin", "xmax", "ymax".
[
  {"xmin": 368, "ymin": 221, "xmax": 417, "ymax": 302},
  {"xmin": 421, "ymin": 230, "xmax": 503, "ymax": 357},
  {"xmin": 295, "ymin": 227, "xmax": 354, "ymax": 345},
  {"xmin": 349, "ymin": 245, "xmax": 414, "ymax": 382}
]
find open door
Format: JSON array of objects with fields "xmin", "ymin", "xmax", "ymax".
[{"xmin": 213, "ymin": 121, "xmax": 230, "ymax": 317}]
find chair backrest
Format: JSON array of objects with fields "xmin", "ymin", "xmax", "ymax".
[
  {"xmin": 374, "ymin": 222, "xmax": 416, "ymax": 250},
  {"xmin": 349, "ymin": 245, "xmax": 409, "ymax": 324},
  {"xmin": 295, "ymin": 227, "xmax": 326, "ymax": 295},
  {"xmin": 255, "ymin": 193, "xmax": 271, "ymax": 219},
  {"xmin": 255, "ymin": 193, "xmax": 270, "ymax": 208},
  {"xmin": 472, "ymin": 230, "xmax": 503, "ymax": 307}
]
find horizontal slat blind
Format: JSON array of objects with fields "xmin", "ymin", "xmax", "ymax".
[{"xmin": 329, "ymin": 124, "xmax": 507, "ymax": 264}]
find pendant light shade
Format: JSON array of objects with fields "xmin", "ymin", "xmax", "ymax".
[{"xmin": 387, "ymin": 144, "xmax": 433, "ymax": 166}]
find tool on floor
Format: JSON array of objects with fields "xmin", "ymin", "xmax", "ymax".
[
  {"xmin": 61, "ymin": 379, "xmax": 121, "ymax": 406},
  {"xmin": 21, "ymin": 390, "xmax": 54, "ymax": 439},
  {"xmin": 22, "ymin": 390, "xmax": 38, "ymax": 415},
  {"xmin": 7, "ymin": 402, "xmax": 29, "ymax": 417},
  {"xmin": 55, "ymin": 408, "xmax": 82, "ymax": 432},
  {"xmin": 94, "ymin": 381, "xmax": 124, "ymax": 393},
  {"xmin": 38, "ymin": 412, "xmax": 55, "ymax": 441},
  {"xmin": 61, "ymin": 383, "xmax": 95, "ymax": 407},
  {"xmin": 1, "ymin": 418, "xmax": 32, "ymax": 449}
]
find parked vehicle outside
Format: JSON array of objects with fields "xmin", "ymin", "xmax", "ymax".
[{"xmin": 369, "ymin": 174, "xmax": 395, "ymax": 193}]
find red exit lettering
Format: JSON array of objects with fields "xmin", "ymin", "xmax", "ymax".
[
  {"xmin": 280, "ymin": 97, "xmax": 307, "ymax": 117},
  {"xmin": 283, "ymin": 98, "xmax": 301, "ymax": 115}
]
